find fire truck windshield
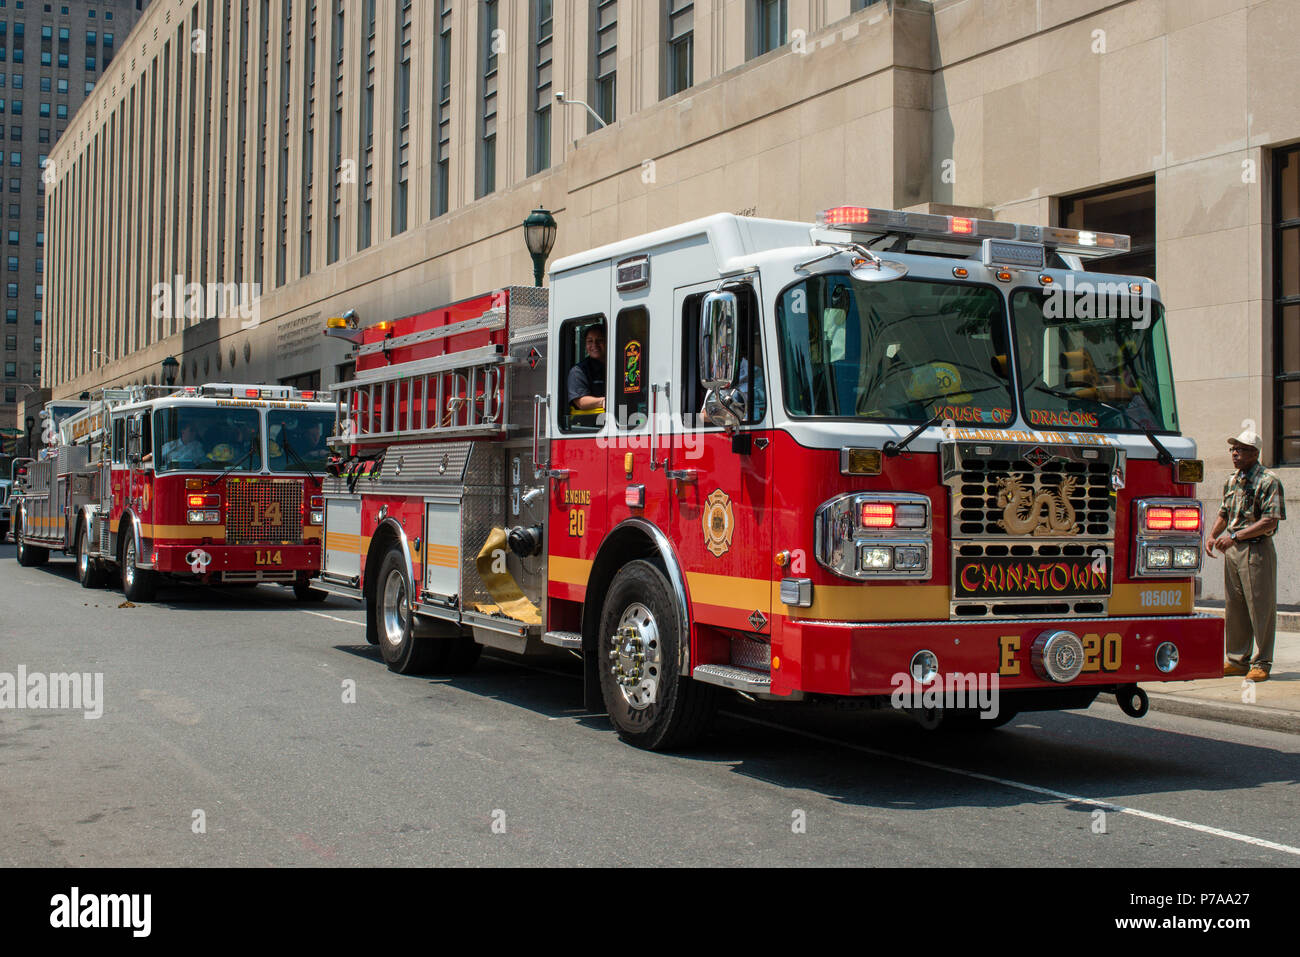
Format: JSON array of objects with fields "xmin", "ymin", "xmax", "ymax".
[
  {"xmin": 1011, "ymin": 288, "xmax": 1178, "ymax": 434},
  {"xmin": 776, "ymin": 274, "xmax": 1016, "ymax": 426},
  {"xmin": 267, "ymin": 410, "xmax": 334, "ymax": 473},
  {"xmin": 153, "ymin": 407, "xmax": 263, "ymax": 473}
]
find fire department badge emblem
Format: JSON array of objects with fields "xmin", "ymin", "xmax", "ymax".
[{"xmin": 703, "ymin": 489, "xmax": 734, "ymax": 558}]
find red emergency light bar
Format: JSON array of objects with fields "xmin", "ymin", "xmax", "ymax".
[{"xmin": 817, "ymin": 205, "xmax": 1131, "ymax": 259}]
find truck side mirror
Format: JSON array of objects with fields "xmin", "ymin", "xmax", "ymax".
[{"xmin": 699, "ymin": 291, "xmax": 739, "ymax": 390}]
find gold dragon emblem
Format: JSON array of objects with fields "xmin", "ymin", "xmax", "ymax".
[{"xmin": 996, "ymin": 475, "xmax": 1079, "ymax": 536}]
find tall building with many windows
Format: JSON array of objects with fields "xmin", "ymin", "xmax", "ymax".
[
  {"xmin": 39, "ymin": 0, "xmax": 1300, "ymax": 600},
  {"xmin": 0, "ymin": 0, "xmax": 148, "ymax": 454}
]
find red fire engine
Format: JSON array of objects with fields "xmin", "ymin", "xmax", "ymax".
[
  {"xmin": 318, "ymin": 208, "xmax": 1221, "ymax": 750},
  {"xmin": 10, "ymin": 383, "xmax": 335, "ymax": 601}
]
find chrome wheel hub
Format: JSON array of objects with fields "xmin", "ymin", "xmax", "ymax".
[
  {"xmin": 381, "ymin": 569, "xmax": 409, "ymax": 647},
  {"xmin": 124, "ymin": 539, "xmax": 135, "ymax": 588},
  {"xmin": 78, "ymin": 535, "xmax": 89, "ymax": 577},
  {"xmin": 609, "ymin": 602, "xmax": 661, "ymax": 710}
]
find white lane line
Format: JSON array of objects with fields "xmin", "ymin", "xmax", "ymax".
[
  {"xmin": 729, "ymin": 713, "xmax": 1300, "ymax": 859},
  {"xmin": 302, "ymin": 610, "xmax": 366, "ymax": 627},
  {"xmin": 299, "ymin": 611, "xmax": 1299, "ymax": 857}
]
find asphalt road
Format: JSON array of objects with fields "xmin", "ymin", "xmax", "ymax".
[{"xmin": 1, "ymin": 543, "xmax": 1297, "ymax": 867}]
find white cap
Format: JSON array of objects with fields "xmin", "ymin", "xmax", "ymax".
[{"xmin": 1229, "ymin": 429, "xmax": 1261, "ymax": 450}]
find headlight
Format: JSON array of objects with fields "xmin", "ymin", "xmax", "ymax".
[
  {"xmin": 187, "ymin": 510, "xmax": 221, "ymax": 524},
  {"xmin": 1145, "ymin": 546, "xmax": 1172, "ymax": 568},
  {"xmin": 1173, "ymin": 546, "xmax": 1199, "ymax": 569},
  {"xmin": 310, "ymin": 510, "xmax": 324, "ymax": 525},
  {"xmin": 894, "ymin": 546, "xmax": 926, "ymax": 570},
  {"xmin": 861, "ymin": 546, "xmax": 893, "ymax": 570}
]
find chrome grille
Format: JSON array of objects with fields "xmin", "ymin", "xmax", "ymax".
[
  {"xmin": 951, "ymin": 456, "xmax": 1115, "ymax": 539},
  {"xmin": 225, "ymin": 479, "xmax": 303, "ymax": 545},
  {"xmin": 942, "ymin": 441, "xmax": 1122, "ymax": 619}
]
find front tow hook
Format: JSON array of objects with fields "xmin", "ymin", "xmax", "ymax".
[{"xmin": 1116, "ymin": 684, "xmax": 1149, "ymax": 718}]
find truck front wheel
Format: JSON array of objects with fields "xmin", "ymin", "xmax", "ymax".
[
  {"xmin": 120, "ymin": 534, "xmax": 157, "ymax": 602},
  {"xmin": 597, "ymin": 560, "xmax": 716, "ymax": 751}
]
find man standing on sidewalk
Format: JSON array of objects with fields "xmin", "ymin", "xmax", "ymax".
[{"xmin": 1206, "ymin": 429, "xmax": 1286, "ymax": 682}]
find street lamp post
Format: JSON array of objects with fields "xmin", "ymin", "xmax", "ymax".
[
  {"xmin": 523, "ymin": 208, "xmax": 558, "ymax": 287},
  {"xmin": 161, "ymin": 355, "xmax": 180, "ymax": 387}
]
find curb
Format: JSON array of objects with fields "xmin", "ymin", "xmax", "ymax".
[
  {"xmin": 1194, "ymin": 604, "xmax": 1300, "ymax": 632},
  {"xmin": 1129, "ymin": 690, "xmax": 1300, "ymax": 735}
]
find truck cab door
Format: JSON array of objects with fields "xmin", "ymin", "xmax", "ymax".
[{"xmin": 668, "ymin": 278, "xmax": 774, "ymax": 648}]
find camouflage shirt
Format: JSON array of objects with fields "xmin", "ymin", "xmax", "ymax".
[{"xmin": 1219, "ymin": 462, "xmax": 1287, "ymax": 536}]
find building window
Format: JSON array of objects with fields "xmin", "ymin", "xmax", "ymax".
[
  {"xmin": 753, "ymin": 0, "xmax": 786, "ymax": 58},
  {"xmin": 302, "ymin": 0, "xmax": 318, "ymax": 271},
  {"xmin": 5, "ymin": 255, "xmax": 14, "ymax": 270},
  {"xmin": 3, "ymin": 308, "xmax": 13, "ymax": 321},
  {"xmin": 357, "ymin": 0, "xmax": 375, "ymax": 249},
  {"xmin": 392, "ymin": 0, "xmax": 411, "ymax": 236},
  {"xmin": 4, "ymin": 333, "xmax": 13, "ymax": 348},
  {"xmin": 327, "ymin": 0, "xmax": 344, "ymax": 263},
  {"xmin": 4, "ymin": 361, "xmax": 14, "ymax": 377},
  {"xmin": 530, "ymin": 0, "xmax": 552, "ymax": 176},
  {"xmin": 665, "ymin": 0, "xmax": 693, "ymax": 97},
  {"xmin": 432, "ymin": 0, "xmax": 451, "ymax": 217},
  {"xmin": 1275, "ymin": 146, "xmax": 1300, "ymax": 464},
  {"xmin": 1058, "ymin": 177, "xmax": 1156, "ymax": 279},
  {"xmin": 592, "ymin": 0, "xmax": 616, "ymax": 128},
  {"xmin": 477, "ymin": 0, "xmax": 499, "ymax": 198}
]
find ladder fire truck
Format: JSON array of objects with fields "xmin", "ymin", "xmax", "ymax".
[
  {"xmin": 318, "ymin": 208, "xmax": 1220, "ymax": 750},
  {"xmin": 10, "ymin": 383, "xmax": 335, "ymax": 602}
]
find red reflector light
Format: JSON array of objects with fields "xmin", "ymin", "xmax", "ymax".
[
  {"xmin": 188, "ymin": 494, "xmax": 205, "ymax": 508},
  {"xmin": 861, "ymin": 503, "xmax": 895, "ymax": 528},
  {"xmin": 301, "ymin": 391, "xmax": 315, "ymax": 400},
  {"xmin": 819, "ymin": 206, "xmax": 872, "ymax": 227},
  {"xmin": 311, "ymin": 495, "xmax": 324, "ymax": 509},
  {"xmin": 1145, "ymin": 507, "xmax": 1174, "ymax": 531},
  {"xmin": 245, "ymin": 389, "xmax": 259, "ymax": 398},
  {"xmin": 950, "ymin": 216, "xmax": 974, "ymax": 235},
  {"xmin": 1173, "ymin": 507, "xmax": 1200, "ymax": 531}
]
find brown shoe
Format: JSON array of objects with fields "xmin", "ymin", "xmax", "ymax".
[
  {"xmin": 1223, "ymin": 659, "xmax": 1249, "ymax": 677},
  {"xmin": 1246, "ymin": 667, "xmax": 1269, "ymax": 682}
]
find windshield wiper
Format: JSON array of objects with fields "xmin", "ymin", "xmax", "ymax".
[
  {"xmin": 884, "ymin": 409, "xmax": 945, "ymax": 457},
  {"xmin": 908, "ymin": 384, "xmax": 1012, "ymax": 407},
  {"xmin": 279, "ymin": 433, "xmax": 318, "ymax": 483},
  {"xmin": 209, "ymin": 445, "xmax": 257, "ymax": 486},
  {"xmin": 1025, "ymin": 382, "xmax": 1125, "ymax": 419},
  {"xmin": 1144, "ymin": 431, "xmax": 1174, "ymax": 465}
]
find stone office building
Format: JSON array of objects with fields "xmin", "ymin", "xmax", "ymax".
[
  {"xmin": 0, "ymin": 0, "xmax": 149, "ymax": 454},
  {"xmin": 41, "ymin": 0, "xmax": 1300, "ymax": 599}
]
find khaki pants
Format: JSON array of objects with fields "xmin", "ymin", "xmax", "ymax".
[{"xmin": 1224, "ymin": 536, "xmax": 1277, "ymax": 671}]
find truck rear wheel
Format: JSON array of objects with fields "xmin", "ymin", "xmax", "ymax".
[
  {"xmin": 77, "ymin": 524, "xmax": 105, "ymax": 588},
  {"xmin": 597, "ymin": 560, "xmax": 716, "ymax": 751},
  {"xmin": 15, "ymin": 518, "xmax": 48, "ymax": 567},
  {"xmin": 120, "ymin": 533, "xmax": 157, "ymax": 603},
  {"xmin": 373, "ymin": 546, "xmax": 479, "ymax": 675}
]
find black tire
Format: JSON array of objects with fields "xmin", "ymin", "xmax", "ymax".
[
  {"xmin": 120, "ymin": 532, "xmax": 157, "ymax": 602},
  {"xmin": 372, "ymin": 546, "xmax": 482, "ymax": 674},
  {"xmin": 76, "ymin": 524, "xmax": 105, "ymax": 589},
  {"xmin": 293, "ymin": 580, "xmax": 327, "ymax": 602},
  {"xmin": 15, "ymin": 518, "xmax": 48, "ymax": 567},
  {"xmin": 597, "ymin": 560, "xmax": 717, "ymax": 751}
]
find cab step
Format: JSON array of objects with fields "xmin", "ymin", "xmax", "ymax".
[
  {"xmin": 542, "ymin": 630, "xmax": 583, "ymax": 650},
  {"xmin": 692, "ymin": 664, "xmax": 771, "ymax": 693}
]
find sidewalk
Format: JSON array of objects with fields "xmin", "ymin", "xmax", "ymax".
[{"xmin": 1133, "ymin": 608, "xmax": 1300, "ymax": 734}]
